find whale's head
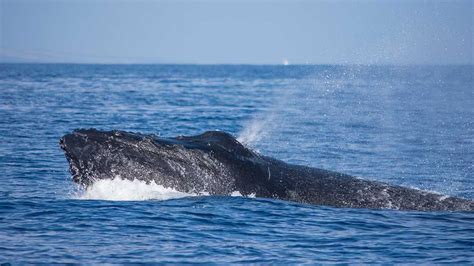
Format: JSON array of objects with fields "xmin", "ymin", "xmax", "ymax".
[{"xmin": 60, "ymin": 129, "xmax": 263, "ymax": 193}]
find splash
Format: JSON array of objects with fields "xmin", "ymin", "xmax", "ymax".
[
  {"xmin": 74, "ymin": 178, "xmax": 193, "ymax": 201},
  {"xmin": 237, "ymin": 112, "xmax": 276, "ymax": 147},
  {"xmin": 237, "ymin": 76, "xmax": 302, "ymax": 148},
  {"xmin": 72, "ymin": 178, "xmax": 255, "ymax": 201}
]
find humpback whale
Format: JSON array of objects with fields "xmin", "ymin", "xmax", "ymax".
[{"xmin": 60, "ymin": 129, "xmax": 474, "ymax": 211}]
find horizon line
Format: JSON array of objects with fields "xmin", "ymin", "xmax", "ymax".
[{"xmin": 1, "ymin": 62, "xmax": 473, "ymax": 67}]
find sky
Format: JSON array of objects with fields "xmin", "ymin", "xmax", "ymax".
[{"xmin": 0, "ymin": 0, "xmax": 472, "ymax": 65}]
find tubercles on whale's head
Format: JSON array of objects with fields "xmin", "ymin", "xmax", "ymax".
[
  {"xmin": 60, "ymin": 128, "xmax": 166, "ymax": 186},
  {"xmin": 60, "ymin": 129, "xmax": 108, "ymax": 186},
  {"xmin": 59, "ymin": 129, "xmax": 247, "ymax": 193}
]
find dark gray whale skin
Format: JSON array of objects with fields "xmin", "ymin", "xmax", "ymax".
[{"xmin": 60, "ymin": 129, "xmax": 474, "ymax": 211}]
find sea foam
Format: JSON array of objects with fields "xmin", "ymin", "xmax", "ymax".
[
  {"xmin": 73, "ymin": 178, "xmax": 254, "ymax": 201},
  {"xmin": 75, "ymin": 178, "xmax": 193, "ymax": 201}
]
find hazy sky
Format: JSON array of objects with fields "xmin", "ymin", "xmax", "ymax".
[{"xmin": 1, "ymin": 0, "xmax": 472, "ymax": 64}]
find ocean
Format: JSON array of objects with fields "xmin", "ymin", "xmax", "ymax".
[{"xmin": 0, "ymin": 64, "xmax": 473, "ymax": 263}]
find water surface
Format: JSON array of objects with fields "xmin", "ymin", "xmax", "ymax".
[{"xmin": 0, "ymin": 64, "xmax": 473, "ymax": 263}]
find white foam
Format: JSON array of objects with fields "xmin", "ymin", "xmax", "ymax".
[
  {"xmin": 73, "ymin": 178, "xmax": 255, "ymax": 201},
  {"xmin": 231, "ymin": 191, "xmax": 243, "ymax": 197},
  {"xmin": 75, "ymin": 178, "xmax": 193, "ymax": 201},
  {"xmin": 230, "ymin": 191, "xmax": 256, "ymax": 198}
]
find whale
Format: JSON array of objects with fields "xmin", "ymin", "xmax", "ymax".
[{"xmin": 60, "ymin": 128, "xmax": 474, "ymax": 211}]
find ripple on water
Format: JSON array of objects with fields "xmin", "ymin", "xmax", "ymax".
[{"xmin": 0, "ymin": 64, "xmax": 473, "ymax": 263}]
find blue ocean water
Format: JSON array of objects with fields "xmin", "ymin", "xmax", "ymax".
[{"xmin": 0, "ymin": 64, "xmax": 473, "ymax": 263}]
